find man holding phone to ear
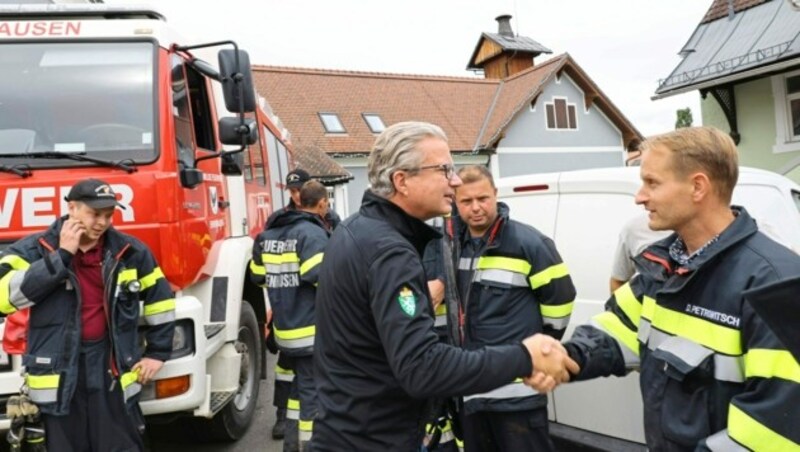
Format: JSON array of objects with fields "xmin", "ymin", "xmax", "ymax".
[{"xmin": 0, "ymin": 178, "xmax": 175, "ymax": 451}]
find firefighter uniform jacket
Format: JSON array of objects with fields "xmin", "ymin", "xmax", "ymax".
[
  {"xmin": 455, "ymin": 203, "xmax": 576, "ymax": 414},
  {"xmin": 250, "ymin": 208, "xmax": 329, "ymax": 357},
  {"xmin": 312, "ymin": 191, "xmax": 534, "ymax": 451},
  {"xmin": 565, "ymin": 207, "xmax": 800, "ymax": 451},
  {"xmin": 0, "ymin": 217, "xmax": 175, "ymax": 416}
]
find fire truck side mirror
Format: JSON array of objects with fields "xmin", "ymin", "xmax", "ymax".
[
  {"xmin": 180, "ymin": 166, "xmax": 203, "ymax": 189},
  {"xmin": 219, "ymin": 117, "xmax": 258, "ymax": 146},
  {"xmin": 218, "ymin": 49, "xmax": 256, "ymax": 113}
]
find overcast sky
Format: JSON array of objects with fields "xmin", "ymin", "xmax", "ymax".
[{"xmin": 107, "ymin": 0, "xmax": 711, "ymax": 137}]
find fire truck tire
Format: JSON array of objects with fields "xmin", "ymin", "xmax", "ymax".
[{"xmin": 206, "ymin": 301, "xmax": 262, "ymax": 440}]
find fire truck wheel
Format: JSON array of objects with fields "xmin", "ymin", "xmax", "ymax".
[{"xmin": 207, "ymin": 301, "xmax": 262, "ymax": 440}]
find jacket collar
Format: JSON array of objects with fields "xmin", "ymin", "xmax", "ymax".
[
  {"xmin": 637, "ymin": 206, "xmax": 757, "ymax": 285},
  {"xmin": 360, "ymin": 190, "xmax": 440, "ymax": 255},
  {"xmin": 267, "ymin": 207, "xmax": 328, "ymax": 232}
]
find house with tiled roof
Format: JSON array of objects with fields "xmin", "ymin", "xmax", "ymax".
[
  {"xmin": 654, "ymin": 0, "xmax": 800, "ymax": 181},
  {"xmin": 254, "ymin": 16, "xmax": 642, "ymax": 215}
]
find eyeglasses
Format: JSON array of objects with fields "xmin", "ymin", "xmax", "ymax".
[{"xmin": 413, "ymin": 163, "xmax": 457, "ymax": 180}]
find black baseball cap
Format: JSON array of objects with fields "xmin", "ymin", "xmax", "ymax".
[
  {"xmin": 285, "ymin": 168, "xmax": 311, "ymax": 189},
  {"xmin": 65, "ymin": 178, "xmax": 126, "ymax": 210}
]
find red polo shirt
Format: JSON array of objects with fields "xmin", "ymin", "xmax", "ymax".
[{"xmin": 73, "ymin": 237, "xmax": 107, "ymax": 341}]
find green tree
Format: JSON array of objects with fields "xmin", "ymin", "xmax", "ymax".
[{"xmin": 675, "ymin": 108, "xmax": 693, "ymax": 129}]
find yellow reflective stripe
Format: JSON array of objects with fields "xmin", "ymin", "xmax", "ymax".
[
  {"xmin": 287, "ymin": 399, "xmax": 300, "ymax": 410},
  {"xmin": 540, "ymin": 301, "xmax": 573, "ymax": 319},
  {"xmin": 594, "ymin": 311, "xmax": 639, "ymax": 356},
  {"xmin": 116, "ymin": 268, "xmax": 138, "ymax": 285},
  {"xmin": 434, "ymin": 303, "xmax": 447, "ymax": 315},
  {"xmin": 262, "ymin": 253, "xmax": 299, "ymax": 264},
  {"xmin": 650, "ymin": 304, "xmax": 741, "ymax": 355},
  {"xmin": 299, "ymin": 252, "xmax": 324, "ymax": 276},
  {"xmin": 477, "ymin": 256, "xmax": 531, "ymax": 275},
  {"xmin": 121, "ymin": 370, "xmax": 139, "ymax": 389},
  {"xmin": 139, "ymin": 267, "xmax": 165, "ymax": 290},
  {"xmin": 144, "ymin": 298, "xmax": 176, "ymax": 316},
  {"xmin": 249, "ymin": 259, "xmax": 265, "ymax": 276},
  {"xmin": 299, "ymin": 420, "xmax": 313, "ymax": 431},
  {"xmin": 275, "ymin": 364, "xmax": 294, "ymax": 375},
  {"xmin": 728, "ymin": 403, "xmax": 799, "ymax": 451},
  {"xmin": 529, "ymin": 263, "xmax": 569, "ymax": 289},
  {"xmin": 614, "ymin": 283, "xmax": 642, "ymax": 326},
  {"xmin": 26, "ymin": 373, "xmax": 60, "ymax": 389},
  {"xmin": 745, "ymin": 349, "xmax": 800, "ymax": 383},
  {"xmin": 274, "ymin": 324, "xmax": 315, "ymax": 340},
  {"xmin": 0, "ymin": 255, "xmax": 30, "ymax": 270},
  {"xmin": 641, "ymin": 296, "xmax": 656, "ymax": 320},
  {"xmin": 0, "ymin": 270, "xmax": 18, "ymax": 314}
]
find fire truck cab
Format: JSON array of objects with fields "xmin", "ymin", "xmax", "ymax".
[{"xmin": 0, "ymin": 3, "xmax": 282, "ymax": 440}]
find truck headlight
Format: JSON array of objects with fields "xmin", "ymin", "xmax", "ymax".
[{"xmin": 170, "ymin": 319, "xmax": 194, "ymax": 359}]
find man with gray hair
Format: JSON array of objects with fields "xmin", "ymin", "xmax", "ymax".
[{"xmin": 312, "ymin": 121, "xmax": 578, "ymax": 450}]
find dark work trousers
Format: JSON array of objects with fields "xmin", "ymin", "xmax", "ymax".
[
  {"xmin": 461, "ymin": 407, "xmax": 554, "ymax": 452},
  {"xmin": 44, "ymin": 338, "xmax": 144, "ymax": 452},
  {"xmin": 274, "ymin": 351, "xmax": 294, "ymax": 411},
  {"xmin": 291, "ymin": 355, "xmax": 317, "ymax": 451}
]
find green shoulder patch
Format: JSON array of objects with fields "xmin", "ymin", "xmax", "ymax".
[{"xmin": 397, "ymin": 286, "xmax": 417, "ymax": 317}]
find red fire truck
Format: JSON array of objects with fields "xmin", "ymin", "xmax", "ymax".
[{"xmin": 0, "ymin": 3, "xmax": 290, "ymax": 440}]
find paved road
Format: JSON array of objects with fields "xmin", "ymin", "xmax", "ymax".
[{"xmin": 147, "ymin": 352, "xmax": 283, "ymax": 452}]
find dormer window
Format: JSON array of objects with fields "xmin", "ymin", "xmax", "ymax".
[
  {"xmin": 362, "ymin": 113, "xmax": 385, "ymax": 133},
  {"xmin": 319, "ymin": 112, "xmax": 346, "ymax": 134}
]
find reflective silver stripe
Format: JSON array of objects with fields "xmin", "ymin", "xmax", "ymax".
[
  {"xmin": 458, "ymin": 258, "xmax": 474, "ymax": 271},
  {"xmin": 124, "ymin": 382, "xmax": 142, "ymax": 402},
  {"xmin": 275, "ymin": 336, "xmax": 315, "ymax": 350},
  {"xmin": 145, "ymin": 311, "xmax": 175, "ymax": 326},
  {"xmin": 638, "ymin": 318, "xmax": 652, "ymax": 344},
  {"xmin": 705, "ymin": 429, "xmax": 748, "ymax": 451},
  {"xmin": 265, "ymin": 263, "xmax": 299, "ymax": 274},
  {"xmin": 434, "ymin": 315, "xmax": 447, "ymax": 327},
  {"xmin": 28, "ymin": 388, "xmax": 58, "ymax": 404},
  {"xmin": 463, "ymin": 381, "xmax": 537, "ymax": 401},
  {"xmin": 591, "ymin": 319, "xmax": 640, "ymax": 369},
  {"xmin": 472, "ymin": 269, "xmax": 528, "ymax": 287},
  {"xmin": 275, "ymin": 365, "xmax": 295, "ymax": 382},
  {"xmin": 9, "ymin": 271, "xmax": 34, "ymax": 309},
  {"xmin": 542, "ymin": 316, "xmax": 570, "ymax": 330},
  {"xmin": 439, "ymin": 430, "xmax": 455, "ymax": 444},
  {"xmin": 299, "ymin": 430, "xmax": 312, "ymax": 442},
  {"xmin": 648, "ymin": 330, "xmax": 744, "ymax": 383},
  {"xmin": 656, "ymin": 335, "xmax": 714, "ymax": 368},
  {"xmin": 714, "ymin": 355, "xmax": 744, "ymax": 383}
]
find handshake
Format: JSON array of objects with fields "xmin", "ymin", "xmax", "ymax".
[{"xmin": 521, "ymin": 334, "xmax": 580, "ymax": 393}]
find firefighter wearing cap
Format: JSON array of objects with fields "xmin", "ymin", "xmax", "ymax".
[
  {"xmin": 263, "ymin": 168, "xmax": 340, "ymax": 449},
  {"xmin": 0, "ymin": 178, "xmax": 175, "ymax": 451}
]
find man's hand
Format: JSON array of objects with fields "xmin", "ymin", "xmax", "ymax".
[
  {"xmin": 132, "ymin": 357, "xmax": 164, "ymax": 385},
  {"xmin": 59, "ymin": 218, "xmax": 85, "ymax": 254},
  {"xmin": 521, "ymin": 334, "xmax": 580, "ymax": 392},
  {"xmin": 427, "ymin": 279, "xmax": 445, "ymax": 310}
]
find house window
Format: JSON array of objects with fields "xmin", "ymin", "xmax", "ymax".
[
  {"xmin": 545, "ymin": 98, "xmax": 578, "ymax": 130},
  {"xmin": 362, "ymin": 113, "xmax": 385, "ymax": 133},
  {"xmin": 787, "ymin": 75, "xmax": 800, "ymax": 139},
  {"xmin": 319, "ymin": 112, "xmax": 346, "ymax": 134}
]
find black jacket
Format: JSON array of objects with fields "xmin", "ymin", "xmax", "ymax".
[
  {"xmin": 312, "ymin": 191, "xmax": 533, "ymax": 451},
  {"xmin": 565, "ymin": 207, "xmax": 800, "ymax": 451},
  {"xmin": 251, "ymin": 209, "xmax": 329, "ymax": 356},
  {"xmin": 455, "ymin": 202, "xmax": 576, "ymax": 414},
  {"xmin": 0, "ymin": 217, "xmax": 175, "ymax": 415}
]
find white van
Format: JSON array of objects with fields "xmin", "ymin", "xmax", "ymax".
[{"xmin": 496, "ymin": 166, "xmax": 800, "ymax": 450}]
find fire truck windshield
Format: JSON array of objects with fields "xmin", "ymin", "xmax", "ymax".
[{"xmin": 0, "ymin": 41, "xmax": 156, "ymax": 166}]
